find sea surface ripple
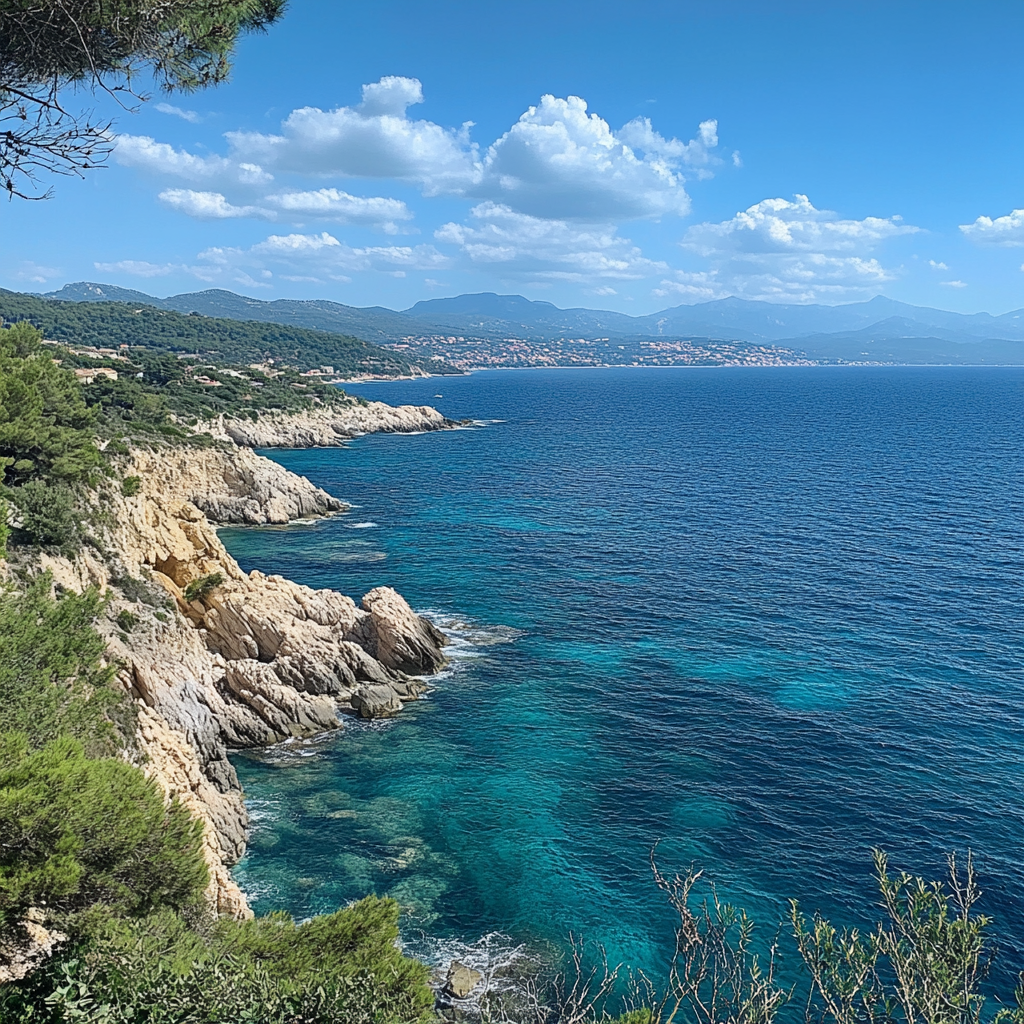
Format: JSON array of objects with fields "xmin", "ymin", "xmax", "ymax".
[{"xmin": 221, "ymin": 367, "xmax": 1024, "ymax": 986}]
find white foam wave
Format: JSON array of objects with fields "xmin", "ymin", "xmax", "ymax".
[
  {"xmin": 346, "ymin": 521, "xmax": 378, "ymax": 529},
  {"xmin": 402, "ymin": 931, "xmax": 551, "ymax": 1018}
]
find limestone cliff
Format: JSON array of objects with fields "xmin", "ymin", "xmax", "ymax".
[
  {"xmin": 204, "ymin": 399, "xmax": 456, "ymax": 449},
  {"xmin": 36, "ymin": 439, "xmax": 448, "ymax": 920}
]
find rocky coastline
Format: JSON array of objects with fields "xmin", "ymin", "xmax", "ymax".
[
  {"xmin": 203, "ymin": 398, "xmax": 458, "ymax": 449},
  {"xmin": 33, "ymin": 404, "xmax": 453, "ymax": 921}
]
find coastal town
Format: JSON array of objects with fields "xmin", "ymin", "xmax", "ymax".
[{"xmin": 386, "ymin": 333, "xmax": 819, "ymax": 370}]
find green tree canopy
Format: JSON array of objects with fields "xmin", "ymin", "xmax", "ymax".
[
  {"xmin": 0, "ymin": 573, "xmax": 134, "ymax": 756},
  {"xmin": 0, "ymin": 0, "xmax": 286, "ymax": 198},
  {"xmin": 0, "ymin": 321, "xmax": 100, "ymax": 486},
  {"xmin": 0, "ymin": 733, "xmax": 208, "ymax": 931}
]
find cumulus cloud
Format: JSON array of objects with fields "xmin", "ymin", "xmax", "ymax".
[
  {"xmin": 186, "ymin": 78, "xmax": 717, "ymax": 222},
  {"xmin": 673, "ymin": 195, "xmax": 918, "ymax": 302},
  {"xmin": 436, "ymin": 202, "xmax": 668, "ymax": 281},
  {"xmin": 928, "ymin": 259, "xmax": 949, "ymax": 270},
  {"xmin": 159, "ymin": 189, "xmax": 269, "ymax": 219},
  {"xmin": 684, "ymin": 195, "xmax": 916, "ymax": 255},
  {"xmin": 225, "ymin": 76, "xmax": 477, "ymax": 191},
  {"xmin": 115, "ymin": 135, "xmax": 272, "ymax": 185},
  {"xmin": 475, "ymin": 95, "xmax": 705, "ymax": 219},
  {"xmin": 267, "ymin": 188, "xmax": 413, "ymax": 231},
  {"xmin": 960, "ymin": 208, "xmax": 1024, "ymax": 246},
  {"xmin": 113, "ymin": 77, "xmax": 735, "ymax": 289}
]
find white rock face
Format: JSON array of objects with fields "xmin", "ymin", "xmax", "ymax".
[
  {"xmin": 130, "ymin": 445, "xmax": 347, "ymax": 525},
  {"xmin": 34, "ymin": 438, "xmax": 447, "ymax": 922},
  {"xmin": 204, "ymin": 400, "xmax": 455, "ymax": 449}
]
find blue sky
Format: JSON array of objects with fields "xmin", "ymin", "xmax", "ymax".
[{"xmin": 3, "ymin": 0, "xmax": 1024, "ymax": 314}]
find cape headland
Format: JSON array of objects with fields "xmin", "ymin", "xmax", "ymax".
[{"xmin": 21, "ymin": 402, "xmax": 454, "ymax": 925}]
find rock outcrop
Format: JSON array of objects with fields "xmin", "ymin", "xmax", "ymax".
[
  {"xmin": 204, "ymin": 400, "xmax": 456, "ymax": 449},
  {"xmin": 129, "ymin": 446, "xmax": 347, "ymax": 525},
  {"xmin": 34, "ymin": 439, "xmax": 447, "ymax": 921},
  {"xmin": 0, "ymin": 911, "xmax": 67, "ymax": 985}
]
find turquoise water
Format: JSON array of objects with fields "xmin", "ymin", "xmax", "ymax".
[{"xmin": 221, "ymin": 367, "xmax": 1024, "ymax": 985}]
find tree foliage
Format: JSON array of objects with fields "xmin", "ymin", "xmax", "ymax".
[
  {"xmin": 0, "ymin": 0, "xmax": 286, "ymax": 198},
  {"xmin": 0, "ymin": 321, "xmax": 100, "ymax": 485},
  {"xmin": 0, "ymin": 572, "xmax": 133, "ymax": 756},
  {"xmin": 0, "ymin": 898, "xmax": 436, "ymax": 1023},
  {"xmin": 0, "ymin": 733, "xmax": 208, "ymax": 931},
  {"xmin": 792, "ymin": 850, "xmax": 1023, "ymax": 1024}
]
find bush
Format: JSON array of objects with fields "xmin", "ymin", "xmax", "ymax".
[
  {"xmin": 5, "ymin": 478, "xmax": 84, "ymax": 552},
  {"xmin": 0, "ymin": 322, "xmax": 101, "ymax": 487},
  {"xmin": 121, "ymin": 475, "xmax": 142, "ymax": 496},
  {"xmin": 0, "ymin": 573, "xmax": 134, "ymax": 757},
  {"xmin": 0, "ymin": 496, "xmax": 8, "ymax": 559},
  {"xmin": 0, "ymin": 899, "xmax": 435, "ymax": 1024},
  {"xmin": 114, "ymin": 609, "xmax": 138, "ymax": 632},
  {"xmin": 0, "ymin": 734, "xmax": 208, "ymax": 933},
  {"xmin": 184, "ymin": 572, "xmax": 225, "ymax": 604}
]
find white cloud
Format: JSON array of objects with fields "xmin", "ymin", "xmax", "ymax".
[
  {"xmin": 653, "ymin": 270, "xmax": 723, "ymax": 300},
  {"xmin": 217, "ymin": 79, "xmax": 715, "ymax": 222},
  {"xmin": 225, "ymin": 77, "xmax": 477, "ymax": 192},
  {"xmin": 941, "ymin": 279, "xmax": 968, "ymax": 288},
  {"xmin": 684, "ymin": 195, "xmax": 916, "ymax": 255},
  {"xmin": 475, "ymin": 95, "xmax": 707, "ymax": 219},
  {"xmin": 268, "ymin": 188, "xmax": 412, "ymax": 231},
  {"xmin": 14, "ymin": 261, "xmax": 61, "ymax": 284},
  {"xmin": 115, "ymin": 134, "xmax": 272, "ymax": 185},
  {"xmin": 195, "ymin": 230, "xmax": 450, "ymax": 285},
  {"xmin": 617, "ymin": 115, "xmax": 719, "ymax": 176},
  {"xmin": 436, "ymin": 201, "xmax": 668, "ymax": 281},
  {"xmin": 674, "ymin": 195, "xmax": 918, "ymax": 302},
  {"xmin": 960, "ymin": 208, "xmax": 1024, "ymax": 246},
  {"xmin": 155, "ymin": 102, "xmax": 202, "ymax": 124},
  {"xmin": 928, "ymin": 259, "xmax": 949, "ymax": 270},
  {"xmin": 159, "ymin": 189, "xmax": 269, "ymax": 219},
  {"xmin": 93, "ymin": 260, "xmax": 179, "ymax": 277}
]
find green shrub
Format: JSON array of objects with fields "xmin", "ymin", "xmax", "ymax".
[
  {"xmin": 0, "ymin": 734, "xmax": 208, "ymax": 933},
  {"xmin": 5, "ymin": 479, "xmax": 84, "ymax": 552},
  {"xmin": 114, "ymin": 609, "xmax": 138, "ymax": 632},
  {"xmin": 120, "ymin": 475, "xmax": 142, "ymax": 496},
  {"xmin": 0, "ymin": 899, "xmax": 435, "ymax": 1024},
  {"xmin": 0, "ymin": 574, "xmax": 134, "ymax": 756},
  {"xmin": 0, "ymin": 497, "xmax": 8, "ymax": 559},
  {"xmin": 184, "ymin": 572, "xmax": 225, "ymax": 604},
  {"xmin": 0, "ymin": 323, "xmax": 101, "ymax": 487}
]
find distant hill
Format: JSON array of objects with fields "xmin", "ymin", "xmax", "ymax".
[
  {"xmin": 36, "ymin": 282, "xmax": 1024, "ymax": 364},
  {"xmin": 1, "ymin": 289, "xmax": 458, "ymax": 377}
]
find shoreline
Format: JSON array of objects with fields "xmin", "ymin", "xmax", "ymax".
[{"xmin": 25, "ymin": 401, "xmax": 456, "ymax": 921}]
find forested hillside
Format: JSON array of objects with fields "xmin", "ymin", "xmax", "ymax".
[{"xmin": 0, "ymin": 290, "xmax": 458, "ymax": 377}]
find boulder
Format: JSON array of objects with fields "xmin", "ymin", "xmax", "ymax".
[
  {"xmin": 350, "ymin": 684, "xmax": 404, "ymax": 719},
  {"xmin": 444, "ymin": 961, "xmax": 483, "ymax": 1000},
  {"xmin": 361, "ymin": 586, "xmax": 448, "ymax": 674}
]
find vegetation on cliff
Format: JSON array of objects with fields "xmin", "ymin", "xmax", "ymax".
[
  {"xmin": 0, "ymin": 288, "xmax": 454, "ymax": 376},
  {"xmin": 0, "ymin": 319, "xmax": 358, "ymax": 551},
  {"xmin": 0, "ymin": 578, "xmax": 434, "ymax": 1023}
]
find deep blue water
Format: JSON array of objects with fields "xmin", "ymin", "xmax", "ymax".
[{"xmin": 221, "ymin": 367, "xmax": 1024, "ymax": 988}]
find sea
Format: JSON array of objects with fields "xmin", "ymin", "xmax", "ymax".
[{"xmin": 219, "ymin": 366, "xmax": 1024, "ymax": 994}]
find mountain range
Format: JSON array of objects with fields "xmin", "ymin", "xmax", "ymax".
[{"xmin": 37, "ymin": 282, "xmax": 1024, "ymax": 364}]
